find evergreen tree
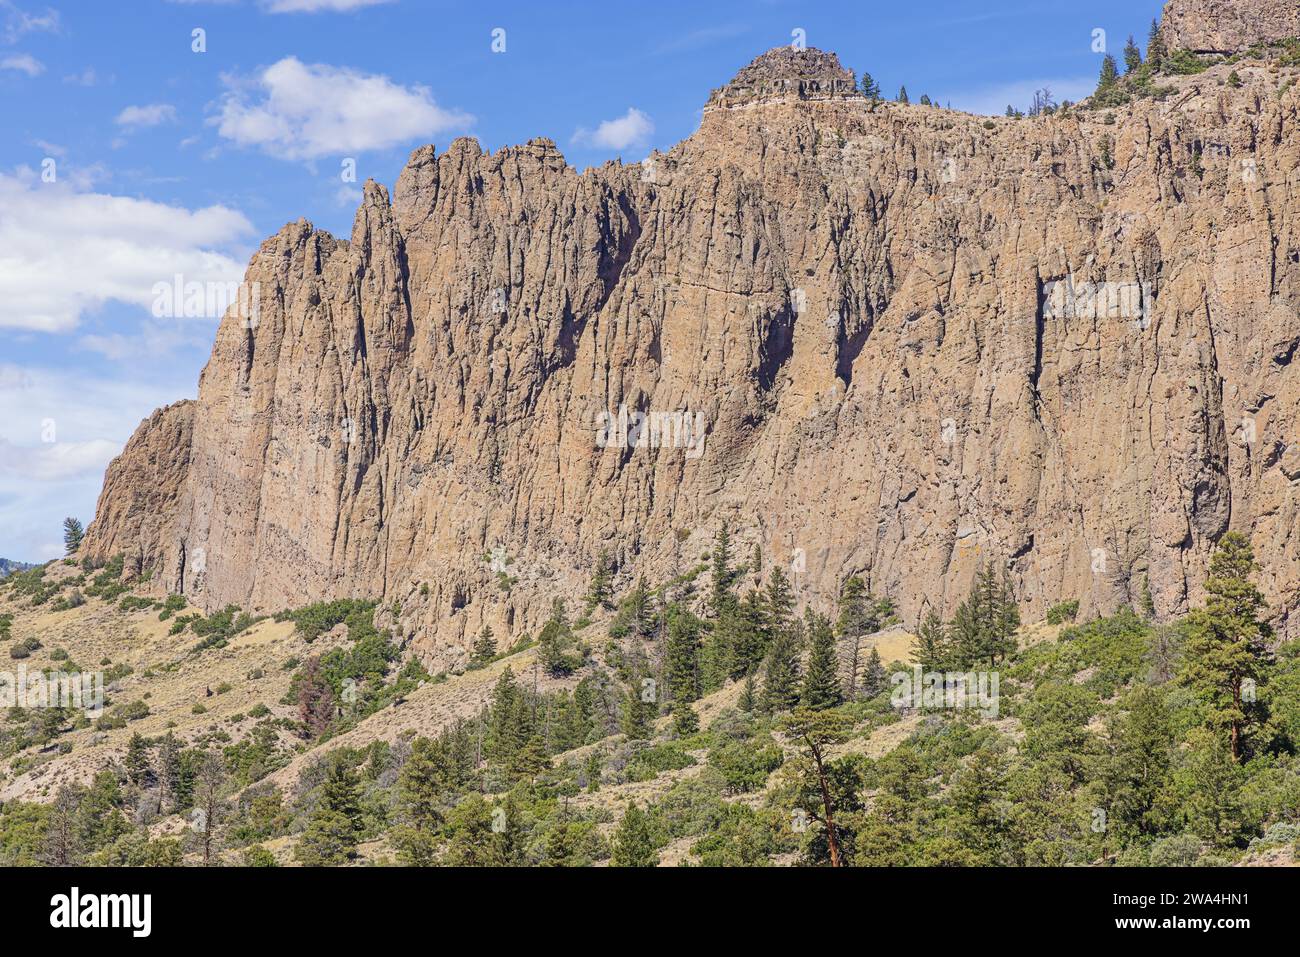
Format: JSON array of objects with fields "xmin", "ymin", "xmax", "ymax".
[
  {"xmin": 156, "ymin": 732, "xmax": 181, "ymax": 814},
  {"xmin": 764, "ymin": 566, "xmax": 795, "ymax": 640},
  {"xmin": 1096, "ymin": 54, "xmax": 1119, "ymax": 92},
  {"xmin": 125, "ymin": 732, "xmax": 152, "ymax": 787},
  {"xmin": 584, "ymin": 549, "xmax": 614, "ymax": 614},
  {"xmin": 664, "ymin": 606, "xmax": 703, "ymax": 703},
  {"xmin": 738, "ymin": 674, "xmax": 757, "ymax": 713},
  {"xmin": 470, "ymin": 624, "xmax": 497, "ymax": 666},
  {"xmin": 837, "ymin": 577, "xmax": 869, "ymax": 697},
  {"xmin": 672, "ymin": 703, "xmax": 700, "ymax": 737},
  {"xmin": 1178, "ymin": 533, "xmax": 1271, "ymax": 761},
  {"xmin": 1123, "ymin": 34, "xmax": 1142, "ymax": 73},
  {"xmin": 1097, "ymin": 685, "xmax": 1174, "ymax": 843},
  {"xmin": 801, "ymin": 611, "xmax": 842, "ymax": 709},
  {"xmin": 914, "ymin": 608, "xmax": 950, "ymax": 670},
  {"xmin": 782, "ymin": 708, "xmax": 853, "ymax": 867},
  {"xmin": 897, "ymin": 85, "xmax": 909, "ymax": 104},
  {"xmin": 62, "ymin": 517, "xmax": 84, "ymax": 555},
  {"xmin": 861, "ymin": 647, "xmax": 887, "ymax": 699},
  {"xmin": 611, "ymin": 803, "xmax": 658, "ymax": 867},
  {"xmin": 860, "ymin": 71, "xmax": 881, "ymax": 99},
  {"xmin": 191, "ymin": 752, "xmax": 226, "ymax": 867},
  {"xmin": 538, "ymin": 599, "xmax": 580, "ymax": 676},
  {"xmin": 391, "ymin": 736, "xmax": 451, "ymax": 865},
  {"xmin": 295, "ymin": 755, "xmax": 363, "ymax": 865},
  {"xmin": 919, "ymin": 93, "xmax": 932, "ymax": 106},
  {"xmin": 620, "ymin": 674, "xmax": 655, "ymax": 740},
  {"xmin": 761, "ymin": 632, "xmax": 801, "ymax": 714},
  {"xmin": 709, "ymin": 523, "xmax": 739, "ymax": 618},
  {"xmin": 728, "ymin": 589, "xmax": 770, "ymax": 679},
  {"xmin": 623, "ymin": 575, "xmax": 657, "ymax": 639},
  {"xmin": 1146, "ymin": 18, "xmax": 1166, "ymax": 68}
]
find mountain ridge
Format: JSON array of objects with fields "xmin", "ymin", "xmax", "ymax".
[{"xmin": 84, "ymin": 15, "xmax": 1300, "ymax": 671}]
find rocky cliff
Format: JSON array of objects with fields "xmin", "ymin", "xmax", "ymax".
[
  {"xmin": 85, "ymin": 22, "xmax": 1300, "ymax": 668},
  {"xmin": 1161, "ymin": 0, "xmax": 1300, "ymax": 53}
]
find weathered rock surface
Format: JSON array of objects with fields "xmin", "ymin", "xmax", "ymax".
[
  {"xmin": 82, "ymin": 400, "xmax": 194, "ymax": 579},
  {"xmin": 86, "ymin": 39, "xmax": 1300, "ymax": 668},
  {"xmin": 1161, "ymin": 0, "xmax": 1300, "ymax": 53}
]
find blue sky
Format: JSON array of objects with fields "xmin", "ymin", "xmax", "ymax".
[{"xmin": 0, "ymin": 0, "xmax": 1163, "ymax": 561}]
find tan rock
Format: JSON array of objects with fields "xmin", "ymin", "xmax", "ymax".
[{"xmin": 85, "ymin": 47, "xmax": 1300, "ymax": 669}]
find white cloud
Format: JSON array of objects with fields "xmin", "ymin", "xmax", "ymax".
[
  {"xmin": 0, "ymin": 52, "xmax": 42, "ymax": 75},
  {"xmin": 0, "ymin": 1, "xmax": 59, "ymax": 44},
  {"xmin": 0, "ymin": 170, "xmax": 254, "ymax": 331},
  {"xmin": 63, "ymin": 67, "xmax": 102, "ymax": 86},
  {"xmin": 0, "ymin": 362, "xmax": 193, "ymax": 561},
  {"xmin": 214, "ymin": 56, "xmax": 471, "ymax": 160},
  {"xmin": 116, "ymin": 103, "xmax": 177, "ymax": 129},
  {"xmin": 263, "ymin": 0, "xmax": 393, "ymax": 11},
  {"xmin": 943, "ymin": 77, "xmax": 1096, "ymax": 117},
  {"xmin": 572, "ymin": 108, "xmax": 654, "ymax": 151}
]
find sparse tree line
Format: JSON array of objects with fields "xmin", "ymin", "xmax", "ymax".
[{"xmin": 1, "ymin": 518, "xmax": 1297, "ymax": 867}]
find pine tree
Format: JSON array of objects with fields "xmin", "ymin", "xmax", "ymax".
[
  {"xmin": 297, "ymin": 656, "xmax": 335, "ymax": 739},
  {"xmin": 861, "ymin": 647, "xmax": 887, "ymax": 698},
  {"xmin": 710, "ymin": 523, "xmax": 739, "ymax": 618},
  {"xmin": 620, "ymin": 675, "xmax": 655, "ymax": 740},
  {"xmin": 624, "ymin": 575, "xmax": 657, "ymax": 639},
  {"xmin": 1123, "ymin": 34, "xmax": 1142, "ymax": 73},
  {"xmin": 728, "ymin": 589, "xmax": 770, "ymax": 679},
  {"xmin": 837, "ymin": 577, "xmax": 869, "ymax": 697},
  {"xmin": 801, "ymin": 611, "xmax": 841, "ymax": 709},
  {"xmin": 192, "ymin": 752, "xmax": 226, "ymax": 867},
  {"xmin": 1146, "ymin": 18, "xmax": 1166, "ymax": 68},
  {"xmin": 664, "ymin": 606, "xmax": 703, "ymax": 703},
  {"xmin": 538, "ymin": 599, "xmax": 579, "ymax": 676},
  {"xmin": 672, "ymin": 703, "xmax": 699, "ymax": 737},
  {"xmin": 1178, "ymin": 533, "xmax": 1271, "ymax": 762},
  {"xmin": 761, "ymin": 632, "xmax": 801, "ymax": 714},
  {"xmin": 584, "ymin": 549, "xmax": 614, "ymax": 613},
  {"xmin": 764, "ymin": 567, "xmax": 795, "ymax": 639},
  {"xmin": 470, "ymin": 624, "xmax": 497, "ymax": 666},
  {"xmin": 897, "ymin": 85, "xmax": 909, "ymax": 104},
  {"xmin": 914, "ymin": 608, "xmax": 950, "ymax": 670},
  {"xmin": 125, "ymin": 732, "xmax": 152, "ymax": 787},
  {"xmin": 611, "ymin": 803, "xmax": 658, "ymax": 867},
  {"xmin": 62, "ymin": 517, "xmax": 84, "ymax": 556},
  {"xmin": 391, "ymin": 736, "xmax": 450, "ymax": 865},
  {"xmin": 738, "ymin": 674, "xmax": 757, "ymax": 713},
  {"xmin": 1097, "ymin": 54, "xmax": 1119, "ymax": 92},
  {"xmin": 296, "ymin": 755, "xmax": 363, "ymax": 865},
  {"xmin": 860, "ymin": 72, "xmax": 881, "ymax": 99},
  {"xmin": 919, "ymin": 94, "xmax": 932, "ymax": 106},
  {"xmin": 156, "ymin": 732, "xmax": 181, "ymax": 814},
  {"xmin": 782, "ymin": 708, "xmax": 853, "ymax": 867}
]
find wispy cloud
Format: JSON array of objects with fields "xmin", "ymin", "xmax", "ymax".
[
  {"xmin": 572, "ymin": 108, "xmax": 654, "ymax": 151},
  {"xmin": 262, "ymin": 0, "xmax": 394, "ymax": 13},
  {"xmin": 0, "ymin": 52, "xmax": 42, "ymax": 75},
  {"xmin": 115, "ymin": 103, "xmax": 178, "ymax": 129},
  {"xmin": 0, "ymin": 0, "xmax": 59, "ymax": 44},
  {"xmin": 214, "ymin": 56, "xmax": 471, "ymax": 160}
]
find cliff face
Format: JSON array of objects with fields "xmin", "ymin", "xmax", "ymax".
[
  {"xmin": 1161, "ymin": 0, "xmax": 1300, "ymax": 53},
  {"xmin": 86, "ymin": 42, "xmax": 1300, "ymax": 668},
  {"xmin": 82, "ymin": 401, "xmax": 194, "ymax": 579}
]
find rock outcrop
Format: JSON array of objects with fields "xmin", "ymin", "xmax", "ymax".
[
  {"xmin": 1161, "ymin": 0, "xmax": 1300, "ymax": 53},
  {"xmin": 86, "ymin": 40, "xmax": 1300, "ymax": 668},
  {"xmin": 82, "ymin": 401, "xmax": 194, "ymax": 580}
]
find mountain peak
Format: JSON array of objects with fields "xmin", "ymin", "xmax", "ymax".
[{"xmin": 705, "ymin": 46, "xmax": 859, "ymax": 110}]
